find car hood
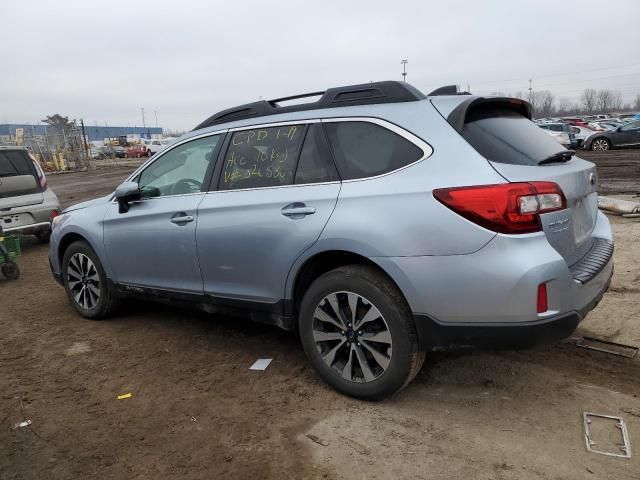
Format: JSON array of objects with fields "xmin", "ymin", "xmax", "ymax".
[{"xmin": 63, "ymin": 194, "xmax": 111, "ymax": 213}]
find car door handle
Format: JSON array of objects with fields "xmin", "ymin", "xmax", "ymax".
[
  {"xmin": 170, "ymin": 213, "xmax": 194, "ymax": 224},
  {"xmin": 281, "ymin": 203, "xmax": 316, "ymax": 218}
]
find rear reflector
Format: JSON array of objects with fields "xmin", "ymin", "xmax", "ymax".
[
  {"xmin": 537, "ymin": 283, "xmax": 548, "ymax": 313},
  {"xmin": 433, "ymin": 182, "xmax": 567, "ymax": 234}
]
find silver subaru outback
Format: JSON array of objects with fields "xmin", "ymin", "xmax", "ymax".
[{"xmin": 49, "ymin": 81, "xmax": 613, "ymax": 399}]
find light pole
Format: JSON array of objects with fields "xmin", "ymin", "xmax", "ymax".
[{"xmin": 401, "ymin": 59, "xmax": 408, "ymax": 82}]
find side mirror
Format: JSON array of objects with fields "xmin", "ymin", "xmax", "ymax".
[
  {"xmin": 114, "ymin": 181, "xmax": 141, "ymax": 213},
  {"xmin": 616, "ymin": 126, "xmax": 623, "ymax": 131}
]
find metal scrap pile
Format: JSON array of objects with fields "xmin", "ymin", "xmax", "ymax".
[{"xmin": 598, "ymin": 196, "xmax": 640, "ymax": 218}]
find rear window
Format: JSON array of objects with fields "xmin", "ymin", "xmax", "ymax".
[
  {"xmin": 461, "ymin": 108, "xmax": 567, "ymax": 166},
  {"xmin": 0, "ymin": 150, "xmax": 34, "ymax": 177},
  {"xmin": 324, "ymin": 122, "xmax": 423, "ymax": 180}
]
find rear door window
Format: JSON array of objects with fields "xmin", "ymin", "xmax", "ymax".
[
  {"xmin": 461, "ymin": 107, "xmax": 567, "ymax": 166},
  {"xmin": 324, "ymin": 121, "xmax": 423, "ymax": 180},
  {"xmin": 294, "ymin": 124, "xmax": 339, "ymax": 184},
  {"xmin": 219, "ymin": 125, "xmax": 304, "ymax": 190}
]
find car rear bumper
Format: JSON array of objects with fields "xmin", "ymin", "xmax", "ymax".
[
  {"xmin": 372, "ymin": 212, "xmax": 614, "ymax": 348},
  {"xmin": 2, "ymin": 221, "xmax": 51, "ymax": 234},
  {"xmin": 413, "ymin": 263, "xmax": 611, "ymax": 349}
]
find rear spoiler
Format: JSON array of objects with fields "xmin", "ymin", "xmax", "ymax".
[{"xmin": 446, "ymin": 97, "xmax": 533, "ymax": 133}]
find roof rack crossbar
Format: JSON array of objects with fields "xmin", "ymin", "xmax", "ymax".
[
  {"xmin": 269, "ymin": 91, "xmax": 325, "ymax": 106},
  {"xmin": 193, "ymin": 81, "xmax": 426, "ymax": 130}
]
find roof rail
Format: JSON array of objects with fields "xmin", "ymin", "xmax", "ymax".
[
  {"xmin": 427, "ymin": 85, "xmax": 472, "ymax": 96},
  {"xmin": 193, "ymin": 81, "xmax": 426, "ymax": 130}
]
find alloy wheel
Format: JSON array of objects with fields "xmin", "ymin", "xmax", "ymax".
[
  {"xmin": 592, "ymin": 139, "xmax": 609, "ymax": 151},
  {"xmin": 312, "ymin": 291, "xmax": 392, "ymax": 383},
  {"xmin": 67, "ymin": 253, "xmax": 100, "ymax": 310}
]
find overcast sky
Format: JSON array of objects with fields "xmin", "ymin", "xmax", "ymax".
[{"xmin": 2, "ymin": 0, "xmax": 639, "ymax": 131}]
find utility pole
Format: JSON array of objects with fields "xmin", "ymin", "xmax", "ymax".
[
  {"xmin": 401, "ymin": 59, "xmax": 408, "ymax": 82},
  {"xmin": 80, "ymin": 119, "xmax": 91, "ymax": 169},
  {"xmin": 528, "ymin": 79, "xmax": 533, "ymax": 101},
  {"xmin": 141, "ymin": 107, "xmax": 150, "ymax": 139},
  {"xmin": 154, "ymin": 110, "xmax": 158, "ymax": 129}
]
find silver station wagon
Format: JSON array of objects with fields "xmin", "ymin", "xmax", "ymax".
[{"xmin": 49, "ymin": 81, "xmax": 613, "ymax": 399}]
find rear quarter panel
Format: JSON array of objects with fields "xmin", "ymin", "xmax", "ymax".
[{"xmin": 317, "ymin": 101, "xmax": 505, "ymax": 257}]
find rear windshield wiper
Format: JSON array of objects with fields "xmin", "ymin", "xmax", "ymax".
[{"xmin": 538, "ymin": 150, "xmax": 575, "ymax": 165}]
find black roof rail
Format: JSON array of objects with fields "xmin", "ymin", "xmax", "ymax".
[
  {"xmin": 427, "ymin": 85, "xmax": 472, "ymax": 96},
  {"xmin": 194, "ymin": 81, "xmax": 426, "ymax": 130}
]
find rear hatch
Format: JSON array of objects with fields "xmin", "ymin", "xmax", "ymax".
[
  {"xmin": 435, "ymin": 97, "xmax": 598, "ymax": 265},
  {"xmin": 0, "ymin": 149, "xmax": 44, "ymax": 209}
]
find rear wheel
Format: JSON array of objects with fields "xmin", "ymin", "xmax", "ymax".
[
  {"xmin": 1, "ymin": 261, "xmax": 20, "ymax": 280},
  {"xmin": 591, "ymin": 138, "xmax": 610, "ymax": 151},
  {"xmin": 299, "ymin": 265, "xmax": 425, "ymax": 400},
  {"xmin": 62, "ymin": 241, "xmax": 118, "ymax": 319}
]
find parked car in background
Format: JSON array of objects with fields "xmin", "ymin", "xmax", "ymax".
[
  {"xmin": 95, "ymin": 145, "xmax": 126, "ymax": 159},
  {"xmin": 584, "ymin": 120, "xmax": 640, "ymax": 151},
  {"xmin": 125, "ymin": 145, "xmax": 150, "ymax": 158},
  {"xmin": 143, "ymin": 139, "xmax": 169, "ymax": 156},
  {"xmin": 588, "ymin": 121, "xmax": 618, "ymax": 132},
  {"xmin": 538, "ymin": 123, "xmax": 575, "ymax": 148},
  {"xmin": 48, "ymin": 81, "xmax": 613, "ymax": 399},
  {"xmin": 0, "ymin": 146, "xmax": 60, "ymax": 242},
  {"xmin": 559, "ymin": 118, "xmax": 589, "ymax": 128},
  {"xmin": 583, "ymin": 115, "xmax": 609, "ymax": 122},
  {"xmin": 570, "ymin": 126, "xmax": 594, "ymax": 148}
]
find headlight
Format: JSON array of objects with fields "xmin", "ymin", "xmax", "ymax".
[{"xmin": 51, "ymin": 213, "xmax": 65, "ymax": 229}]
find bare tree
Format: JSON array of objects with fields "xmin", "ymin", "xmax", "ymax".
[
  {"xmin": 581, "ymin": 88, "xmax": 597, "ymax": 113},
  {"xmin": 596, "ymin": 89, "xmax": 613, "ymax": 112},
  {"xmin": 557, "ymin": 97, "xmax": 575, "ymax": 115},
  {"xmin": 610, "ymin": 91, "xmax": 623, "ymax": 112},
  {"xmin": 528, "ymin": 90, "xmax": 555, "ymax": 117}
]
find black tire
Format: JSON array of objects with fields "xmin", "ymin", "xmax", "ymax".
[
  {"xmin": 36, "ymin": 230, "xmax": 51, "ymax": 243},
  {"xmin": 1, "ymin": 261, "xmax": 20, "ymax": 280},
  {"xmin": 299, "ymin": 265, "xmax": 425, "ymax": 400},
  {"xmin": 62, "ymin": 240, "xmax": 119, "ymax": 319}
]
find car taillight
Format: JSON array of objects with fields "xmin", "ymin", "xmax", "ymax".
[
  {"xmin": 537, "ymin": 283, "xmax": 548, "ymax": 313},
  {"xmin": 433, "ymin": 182, "xmax": 566, "ymax": 234},
  {"xmin": 49, "ymin": 210, "xmax": 60, "ymax": 222}
]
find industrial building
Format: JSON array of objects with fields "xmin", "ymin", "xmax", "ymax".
[{"xmin": 0, "ymin": 124, "xmax": 163, "ymax": 142}]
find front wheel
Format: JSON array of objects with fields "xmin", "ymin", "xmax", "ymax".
[
  {"xmin": 62, "ymin": 241, "xmax": 119, "ymax": 319},
  {"xmin": 299, "ymin": 265, "xmax": 425, "ymax": 400},
  {"xmin": 591, "ymin": 138, "xmax": 610, "ymax": 151}
]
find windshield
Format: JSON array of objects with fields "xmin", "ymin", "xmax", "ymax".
[{"xmin": 461, "ymin": 107, "xmax": 568, "ymax": 166}]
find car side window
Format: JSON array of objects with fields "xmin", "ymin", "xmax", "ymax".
[
  {"xmin": 138, "ymin": 135, "xmax": 220, "ymax": 198},
  {"xmin": 324, "ymin": 121, "xmax": 423, "ymax": 180},
  {"xmin": 219, "ymin": 125, "xmax": 304, "ymax": 190},
  {"xmin": 294, "ymin": 124, "xmax": 339, "ymax": 184},
  {"xmin": 621, "ymin": 121, "xmax": 640, "ymax": 131}
]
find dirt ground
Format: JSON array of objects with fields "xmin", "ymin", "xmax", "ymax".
[{"xmin": 1, "ymin": 151, "xmax": 640, "ymax": 479}]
